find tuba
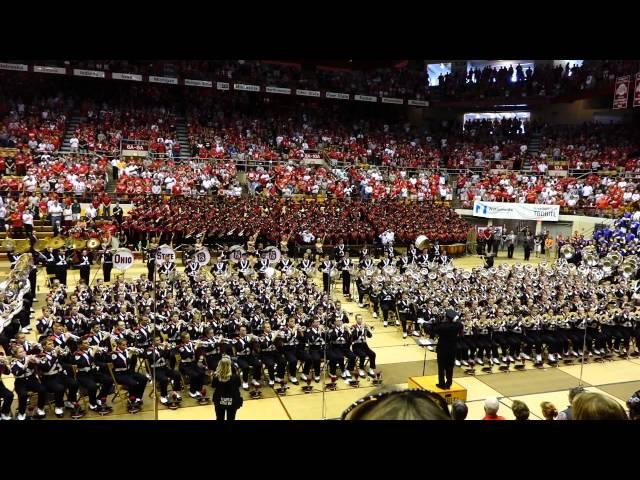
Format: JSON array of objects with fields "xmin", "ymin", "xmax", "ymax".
[
  {"xmin": 415, "ymin": 235, "xmax": 429, "ymax": 250},
  {"xmin": 560, "ymin": 244, "xmax": 575, "ymax": 260}
]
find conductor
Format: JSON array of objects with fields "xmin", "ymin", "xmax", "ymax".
[{"xmin": 433, "ymin": 309, "xmax": 463, "ymax": 390}]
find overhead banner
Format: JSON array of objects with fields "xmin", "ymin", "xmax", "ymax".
[
  {"xmin": 184, "ymin": 79, "xmax": 212, "ymax": 88},
  {"xmin": 0, "ymin": 62, "xmax": 28, "ymax": 72},
  {"xmin": 296, "ymin": 89, "xmax": 320, "ymax": 97},
  {"xmin": 73, "ymin": 69, "xmax": 105, "ymax": 78},
  {"xmin": 149, "ymin": 76, "xmax": 178, "ymax": 85},
  {"xmin": 234, "ymin": 83, "xmax": 260, "ymax": 92},
  {"xmin": 354, "ymin": 94, "xmax": 377, "ymax": 103},
  {"xmin": 216, "ymin": 82, "xmax": 230, "ymax": 90},
  {"xmin": 34, "ymin": 65, "xmax": 66, "ymax": 75},
  {"xmin": 112, "ymin": 72, "xmax": 143, "ymax": 82},
  {"xmin": 613, "ymin": 75, "xmax": 630, "ymax": 109},
  {"xmin": 381, "ymin": 97, "xmax": 404, "ymax": 104},
  {"xmin": 473, "ymin": 201, "xmax": 560, "ymax": 222},
  {"xmin": 408, "ymin": 99, "xmax": 429, "ymax": 107},
  {"xmin": 634, "ymin": 73, "xmax": 640, "ymax": 108},
  {"xmin": 265, "ymin": 86, "xmax": 291, "ymax": 95},
  {"xmin": 325, "ymin": 91, "xmax": 350, "ymax": 100}
]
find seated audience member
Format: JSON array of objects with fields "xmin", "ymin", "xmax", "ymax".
[
  {"xmin": 341, "ymin": 387, "xmax": 451, "ymax": 420},
  {"xmin": 572, "ymin": 392, "xmax": 628, "ymax": 420},
  {"xmin": 451, "ymin": 399, "xmax": 468, "ymax": 420},
  {"xmin": 511, "ymin": 400, "xmax": 530, "ymax": 421},
  {"xmin": 540, "ymin": 401, "xmax": 558, "ymax": 420},
  {"xmin": 556, "ymin": 386, "xmax": 586, "ymax": 420},
  {"xmin": 626, "ymin": 391, "xmax": 640, "ymax": 420},
  {"xmin": 482, "ymin": 397, "xmax": 505, "ymax": 420}
]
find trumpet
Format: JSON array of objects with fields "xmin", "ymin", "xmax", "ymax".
[{"xmin": 126, "ymin": 347, "xmax": 144, "ymax": 355}]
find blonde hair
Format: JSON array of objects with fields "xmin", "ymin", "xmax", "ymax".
[
  {"xmin": 573, "ymin": 392, "xmax": 628, "ymax": 420},
  {"xmin": 214, "ymin": 356, "xmax": 232, "ymax": 383}
]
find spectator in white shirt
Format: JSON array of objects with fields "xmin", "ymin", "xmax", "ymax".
[
  {"xmin": 86, "ymin": 205, "xmax": 97, "ymax": 220},
  {"xmin": 69, "ymin": 136, "xmax": 79, "ymax": 152}
]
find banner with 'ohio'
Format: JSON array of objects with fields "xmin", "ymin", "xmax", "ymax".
[{"xmin": 473, "ymin": 201, "xmax": 560, "ymax": 222}]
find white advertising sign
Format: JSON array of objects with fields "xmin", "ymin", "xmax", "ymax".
[{"xmin": 473, "ymin": 201, "xmax": 560, "ymax": 222}]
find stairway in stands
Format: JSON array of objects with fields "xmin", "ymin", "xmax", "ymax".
[
  {"xmin": 59, "ymin": 113, "xmax": 82, "ymax": 154},
  {"xmin": 524, "ymin": 132, "xmax": 542, "ymax": 170},
  {"xmin": 174, "ymin": 115, "xmax": 193, "ymax": 160}
]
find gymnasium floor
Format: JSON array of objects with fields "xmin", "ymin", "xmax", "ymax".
[{"xmin": 2, "ymin": 249, "xmax": 639, "ymax": 420}]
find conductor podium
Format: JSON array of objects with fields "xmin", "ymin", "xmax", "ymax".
[{"xmin": 408, "ymin": 375, "xmax": 467, "ymax": 405}]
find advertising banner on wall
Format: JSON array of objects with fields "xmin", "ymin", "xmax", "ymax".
[
  {"xmin": 613, "ymin": 75, "xmax": 630, "ymax": 109},
  {"xmin": 473, "ymin": 201, "xmax": 560, "ymax": 222}
]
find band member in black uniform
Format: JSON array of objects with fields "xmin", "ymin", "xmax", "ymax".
[
  {"xmin": 185, "ymin": 258, "xmax": 200, "ymax": 283},
  {"xmin": 281, "ymin": 317, "xmax": 309, "ymax": 384},
  {"xmin": 200, "ymin": 327, "xmax": 221, "ymax": 372},
  {"xmin": 351, "ymin": 314, "xmax": 376, "ymax": 377},
  {"xmin": 43, "ymin": 247, "xmax": 56, "ymax": 287},
  {"xmin": 158, "ymin": 259, "xmax": 176, "ymax": 280},
  {"xmin": 258, "ymin": 322, "xmax": 285, "ymax": 386},
  {"xmin": 7, "ymin": 250, "xmax": 17, "ymax": 270},
  {"xmin": 77, "ymin": 249, "xmax": 92, "ymax": 286},
  {"xmin": 433, "ymin": 309, "xmax": 463, "ymax": 390},
  {"xmin": 396, "ymin": 252, "xmax": 412, "ymax": 273},
  {"xmin": 256, "ymin": 254, "xmax": 270, "ymax": 280},
  {"xmin": 146, "ymin": 335, "xmax": 182, "ymax": 405},
  {"xmin": 10, "ymin": 345, "xmax": 47, "ymax": 420},
  {"xmin": 474, "ymin": 314, "xmax": 500, "ymax": 365},
  {"xmin": 177, "ymin": 332, "xmax": 206, "ymax": 398},
  {"xmin": 380, "ymin": 284, "xmax": 397, "ymax": 328},
  {"xmin": 306, "ymin": 318, "xmax": 326, "ymax": 382},
  {"xmin": 369, "ymin": 283, "xmax": 381, "ymax": 319},
  {"xmin": 397, "ymin": 291, "xmax": 416, "ymax": 339},
  {"xmin": 360, "ymin": 252, "xmax": 374, "ymax": 271},
  {"xmin": 38, "ymin": 338, "xmax": 80, "ymax": 418},
  {"xmin": 146, "ymin": 245, "xmax": 156, "ymax": 281},
  {"xmin": 55, "ymin": 248, "xmax": 69, "ymax": 286},
  {"xmin": 327, "ymin": 317, "xmax": 356, "ymax": 380},
  {"xmin": 334, "ymin": 239, "xmax": 346, "ymax": 260},
  {"xmin": 212, "ymin": 256, "xmax": 227, "ymax": 276},
  {"xmin": 337, "ymin": 252, "xmax": 353, "ymax": 299},
  {"xmin": 238, "ymin": 254, "xmax": 251, "ymax": 280},
  {"xmin": 455, "ymin": 315, "xmax": 476, "ymax": 367},
  {"xmin": 320, "ymin": 255, "xmax": 334, "ymax": 294},
  {"xmin": 0, "ymin": 355, "xmax": 13, "ymax": 420},
  {"xmin": 233, "ymin": 326, "xmax": 262, "ymax": 389},
  {"xmin": 355, "ymin": 275, "xmax": 368, "ymax": 308},
  {"xmin": 299, "ymin": 252, "xmax": 314, "ymax": 278},
  {"xmin": 111, "ymin": 338, "xmax": 148, "ymax": 412},
  {"xmin": 74, "ymin": 337, "xmax": 113, "ymax": 412},
  {"xmin": 102, "ymin": 248, "xmax": 113, "ymax": 283}
]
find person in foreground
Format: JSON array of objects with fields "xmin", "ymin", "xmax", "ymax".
[
  {"xmin": 341, "ymin": 386, "xmax": 451, "ymax": 420},
  {"xmin": 627, "ymin": 391, "xmax": 640, "ymax": 420},
  {"xmin": 482, "ymin": 397, "xmax": 505, "ymax": 420},
  {"xmin": 572, "ymin": 392, "xmax": 628, "ymax": 420},
  {"xmin": 211, "ymin": 356, "xmax": 243, "ymax": 421},
  {"xmin": 511, "ymin": 400, "xmax": 530, "ymax": 420}
]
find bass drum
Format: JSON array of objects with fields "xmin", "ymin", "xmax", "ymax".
[
  {"xmin": 262, "ymin": 246, "xmax": 281, "ymax": 265},
  {"xmin": 229, "ymin": 245, "xmax": 246, "ymax": 264}
]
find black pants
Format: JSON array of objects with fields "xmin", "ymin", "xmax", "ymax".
[
  {"xmin": 328, "ymin": 345, "xmax": 355, "ymax": 375},
  {"xmin": 380, "ymin": 301, "xmax": 394, "ymax": 323},
  {"xmin": 456, "ymin": 338, "xmax": 475, "ymax": 361},
  {"xmin": 342, "ymin": 272, "xmax": 351, "ymax": 296},
  {"xmin": 260, "ymin": 351, "xmax": 285, "ymax": 381},
  {"xmin": 475, "ymin": 335, "xmax": 499, "ymax": 359},
  {"xmin": 115, "ymin": 372, "xmax": 148, "ymax": 399},
  {"xmin": 204, "ymin": 354, "xmax": 221, "ymax": 372},
  {"xmin": 507, "ymin": 244, "xmax": 514, "ymax": 258},
  {"xmin": 308, "ymin": 348, "xmax": 323, "ymax": 376},
  {"xmin": 352, "ymin": 343, "xmax": 376, "ymax": 369},
  {"xmin": 370, "ymin": 297, "xmax": 379, "ymax": 315},
  {"xmin": 236, "ymin": 355, "xmax": 262, "ymax": 383},
  {"xmin": 56, "ymin": 267, "xmax": 68, "ymax": 286},
  {"xmin": 14, "ymin": 376, "xmax": 47, "ymax": 414},
  {"xmin": 322, "ymin": 273, "xmax": 330, "ymax": 294},
  {"xmin": 103, "ymin": 263, "xmax": 113, "ymax": 283},
  {"xmin": 215, "ymin": 405, "xmax": 237, "ymax": 421},
  {"xmin": 42, "ymin": 374, "xmax": 78, "ymax": 407},
  {"xmin": 24, "ymin": 224, "xmax": 33, "ymax": 236},
  {"xmin": 437, "ymin": 350, "xmax": 455, "ymax": 387},
  {"xmin": 285, "ymin": 347, "xmax": 310, "ymax": 376},
  {"xmin": 398, "ymin": 312, "xmax": 414, "ymax": 333},
  {"xmin": 0, "ymin": 380, "xmax": 14, "ymax": 415},
  {"xmin": 153, "ymin": 367, "xmax": 182, "ymax": 397},
  {"xmin": 80, "ymin": 265, "xmax": 90, "ymax": 285},
  {"xmin": 541, "ymin": 332, "xmax": 563, "ymax": 355},
  {"xmin": 524, "ymin": 248, "xmax": 531, "ymax": 261},
  {"xmin": 77, "ymin": 371, "xmax": 113, "ymax": 406},
  {"xmin": 180, "ymin": 363, "xmax": 206, "ymax": 393},
  {"xmin": 357, "ymin": 285, "xmax": 367, "ymax": 305}
]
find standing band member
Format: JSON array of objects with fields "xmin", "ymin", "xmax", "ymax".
[
  {"xmin": 338, "ymin": 252, "xmax": 353, "ymax": 299},
  {"xmin": 55, "ymin": 249, "xmax": 69, "ymax": 286},
  {"xmin": 102, "ymin": 249, "xmax": 113, "ymax": 283},
  {"xmin": 433, "ymin": 309, "xmax": 463, "ymax": 390},
  {"xmin": 77, "ymin": 249, "xmax": 92, "ymax": 286},
  {"xmin": 320, "ymin": 255, "xmax": 334, "ymax": 294}
]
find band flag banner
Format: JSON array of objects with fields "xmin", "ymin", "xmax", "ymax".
[
  {"xmin": 634, "ymin": 73, "xmax": 640, "ymax": 108},
  {"xmin": 613, "ymin": 75, "xmax": 630, "ymax": 109},
  {"xmin": 473, "ymin": 201, "xmax": 560, "ymax": 222}
]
